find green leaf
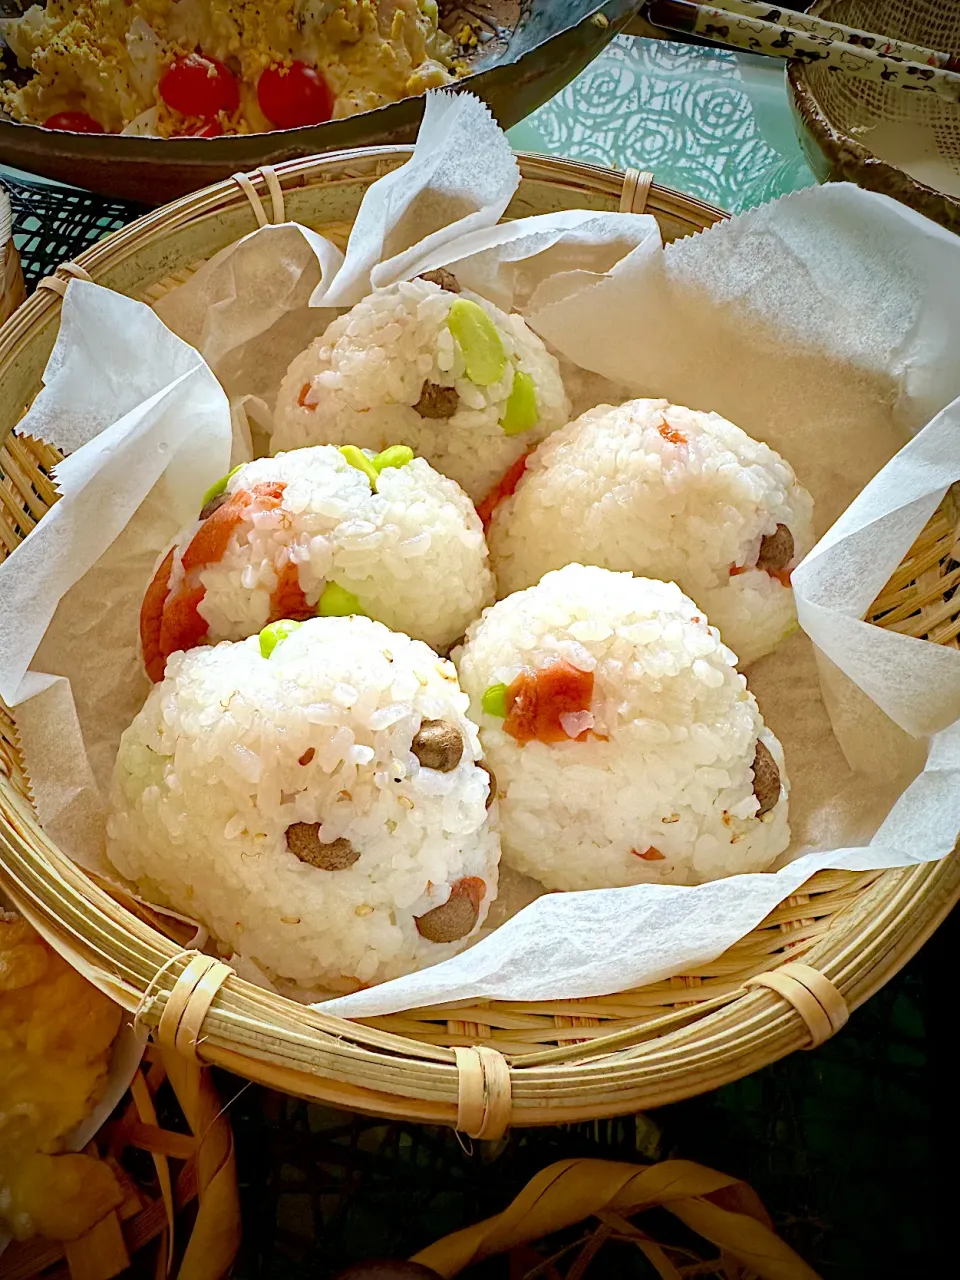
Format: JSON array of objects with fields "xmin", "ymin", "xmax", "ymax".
[{"xmin": 200, "ymin": 463, "xmax": 242, "ymax": 511}]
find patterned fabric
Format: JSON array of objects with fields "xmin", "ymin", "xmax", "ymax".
[
  {"xmin": 508, "ymin": 35, "xmax": 818, "ymax": 212},
  {"xmin": 685, "ymin": 4, "xmax": 959, "ymax": 103}
]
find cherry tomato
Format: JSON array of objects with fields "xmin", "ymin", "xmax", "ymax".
[
  {"xmin": 257, "ymin": 61, "xmax": 334, "ymax": 129},
  {"xmin": 44, "ymin": 111, "xmax": 105, "ymax": 133},
  {"xmin": 159, "ymin": 54, "xmax": 239, "ymax": 121}
]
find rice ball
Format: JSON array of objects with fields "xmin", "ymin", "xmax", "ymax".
[
  {"xmin": 271, "ymin": 272, "xmax": 571, "ymax": 504},
  {"xmin": 140, "ymin": 444, "xmax": 493, "ymax": 682},
  {"xmin": 487, "ymin": 398, "xmax": 815, "ymax": 666},
  {"xmin": 108, "ymin": 616, "xmax": 500, "ymax": 992},
  {"xmin": 456, "ymin": 564, "xmax": 789, "ymax": 890}
]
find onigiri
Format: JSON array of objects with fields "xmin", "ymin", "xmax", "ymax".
[
  {"xmin": 455, "ymin": 564, "xmax": 789, "ymax": 890},
  {"xmin": 108, "ymin": 616, "xmax": 500, "ymax": 992},
  {"xmin": 271, "ymin": 272, "xmax": 571, "ymax": 504},
  {"xmin": 487, "ymin": 398, "xmax": 815, "ymax": 666},
  {"xmin": 140, "ymin": 443, "xmax": 493, "ymax": 682}
]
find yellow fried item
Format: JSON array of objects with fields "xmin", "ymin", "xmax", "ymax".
[
  {"xmin": 4, "ymin": 1154, "xmax": 124, "ymax": 1243},
  {"xmin": 0, "ymin": 912, "xmax": 123, "ymax": 1242}
]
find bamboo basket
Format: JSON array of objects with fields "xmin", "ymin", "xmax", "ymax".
[{"xmin": 1, "ymin": 149, "xmax": 959, "ymax": 1137}]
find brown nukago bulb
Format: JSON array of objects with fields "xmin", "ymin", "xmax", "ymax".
[
  {"xmin": 756, "ymin": 524, "xmax": 794, "ymax": 574},
  {"xmin": 752, "ymin": 741, "xmax": 781, "ymax": 817},
  {"xmin": 416, "ymin": 267, "xmax": 460, "ymax": 294},
  {"xmin": 478, "ymin": 761, "xmax": 497, "ymax": 809},
  {"xmin": 333, "ymin": 1263, "xmax": 443, "ymax": 1280},
  {"xmin": 415, "ymin": 878, "xmax": 483, "ymax": 943},
  {"xmin": 411, "ymin": 720, "xmax": 463, "ymax": 772},
  {"xmin": 285, "ymin": 823, "xmax": 360, "ymax": 870},
  {"xmin": 414, "ymin": 381, "xmax": 460, "ymax": 420}
]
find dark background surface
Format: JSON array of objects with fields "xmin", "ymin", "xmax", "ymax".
[
  {"xmin": 3, "ymin": 168, "xmax": 956, "ymax": 1280},
  {"xmin": 222, "ymin": 904, "xmax": 956, "ymax": 1279}
]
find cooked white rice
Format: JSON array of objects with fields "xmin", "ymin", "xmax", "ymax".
[
  {"xmin": 487, "ymin": 399, "xmax": 815, "ymax": 666},
  {"xmin": 271, "ymin": 276, "xmax": 571, "ymax": 503},
  {"xmin": 455, "ymin": 564, "xmax": 789, "ymax": 890},
  {"xmin": 145, "ymin": 445, "xmax": 493, "ymax": 678},
  {"xmin": 108, "ymin": 616, "xmax": 500, "ymax": 992}
]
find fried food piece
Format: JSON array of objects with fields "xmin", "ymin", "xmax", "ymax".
[{"xmin": 0, "ymin": 913, "xmax": 123, "ymax": 1241}]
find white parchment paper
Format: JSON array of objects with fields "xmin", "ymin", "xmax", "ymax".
[
  {"xmin": 2, "ymin": 94, "xmax": 960, "ymax": 1021},
  {"xmin": 153, "ymin": 221, "xmax": 343, "ymax": 415},
  {"xmin": 152, "ymin": 93, "xmax": 662, "ymax": 411},
  {"xmin": 0, "ymin": 282, "xmax": 234, "ymax": 870}
]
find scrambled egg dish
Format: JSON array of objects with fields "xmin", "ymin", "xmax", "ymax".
[
  {"xmin": 0, "ymin": 1, "xmax": 456, "ymax": 136},
  {"xmin": 0, "ymin": 911, "xmax": 123, "ymax": 1241}
]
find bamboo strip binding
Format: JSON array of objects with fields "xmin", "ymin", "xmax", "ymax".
[
  {"xmin": 746, "ymin": 962, "xmax": 848, "ymax": 1049},
  {"xmin": 413, "ymin": 1156, "xmax": 820, "ymax": 1278},
  {"xmin": 155, "ymin": 954, "xmax": 234, "ymax": 1062},
  {"xmin": 454, "ymin": 1046, "xmax": 512, "ymax": 1141},
  {"xmin": 230, "ymin": 165, "xmax": 286, "ymax": 227},
  {"xmin": 36, "ymin": 261, "xmax": 93, "ymax": 297},
  {"xmin": 0, "ymin": 148, "xmax": 958, "ymax": 1127},
  {"xmin": 619, "ymin": 168, "xmax": 655, "ymax": 215}
]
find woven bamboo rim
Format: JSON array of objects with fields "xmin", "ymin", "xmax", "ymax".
[
  {"xmin": 1, "ymin": 182, "xmax": 26, "ymax": 328},
  {"xmin": 0, "ymin": 242, "xmax": 25, "ymax": 329},
  {"xmin": 1, "ymin": 148, "xmax": 959, "ymax": 1133}
]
